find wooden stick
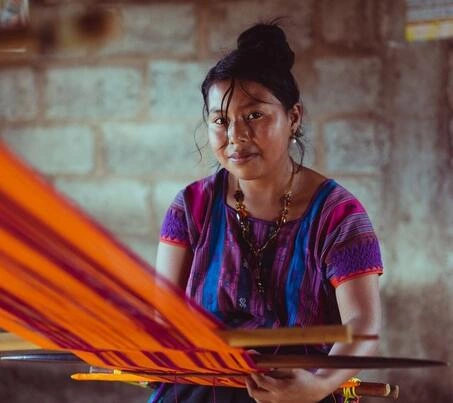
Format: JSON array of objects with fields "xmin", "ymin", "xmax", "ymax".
[
  {"xmin": 252, "ymin": 354, "xmax": 449, "ymax": 369},
  {"xmin": 0, "ymin": 325, "xmax": 377, "ymax": 352},
  {"xmin": 218, "ymin": 324, "xmax": 377, "ymax": 347},
  {"xmin": 335, "ymin": 382, "xmax": 399, "ymax": 399},
  {"xmin": 218, "ymin": 324, "xmax": 356, "ymax": 347}
]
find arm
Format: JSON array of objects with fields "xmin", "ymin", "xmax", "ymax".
[
  {"xmin": 314, "ymin": 273, "xmax": 381, "ymax": 396},
  {"xmin": 245, "ymin": 274, "xmax": 381, "ymax": 403},
  {"xmin": 156, "ymin": 242, "xmax": 193, "ymax": 289}
]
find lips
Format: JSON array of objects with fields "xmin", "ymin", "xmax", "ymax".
[{"xmin": 228, "ymin": 151, "xmax": 257, "ymax": 162}]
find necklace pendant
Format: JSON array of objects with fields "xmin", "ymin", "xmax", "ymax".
[
  {"xmin": 234, "ymin": 163, "xmax": 296, "ymax": 298},
  {"xmin": 257, "ymin": 279, "xmax": 265, "ymax": 294}
]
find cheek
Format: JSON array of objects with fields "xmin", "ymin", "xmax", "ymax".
[
  {"xmin": 262, "ymin": 117, "xmax": 291, "ymax": 141},
  {"xmin": 208, "ymin": 130, "xmax": 227, "ymax": 153}
]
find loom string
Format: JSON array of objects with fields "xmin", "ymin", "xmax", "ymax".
[{"xmin": 342, "ymin": 377, "xmax": 360, "ymax": 403}]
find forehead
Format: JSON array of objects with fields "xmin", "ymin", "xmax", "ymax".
[{"xmin": 207, "ymin": 80, "xmax": 281, "ymax": 111}]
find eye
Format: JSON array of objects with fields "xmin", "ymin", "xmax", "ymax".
[
  {"xmin": 213, "ymin": 116, "xmax": 227, "ymax": 126},
  {"xmin": 247, "ymin": 111, "xmax": 263, "ymax": 120}
]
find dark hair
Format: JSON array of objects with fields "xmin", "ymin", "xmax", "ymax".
[{"xmin": 200, "ymin": 21, "xmax": 305, "ymax": 164}]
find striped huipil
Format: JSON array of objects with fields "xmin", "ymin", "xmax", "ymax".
[{"xmin": 151, "ymin": 169, "xmax": 383, "ymax": 403}]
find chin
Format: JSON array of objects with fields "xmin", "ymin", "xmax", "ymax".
[{"xmin": 226, "ymin": 165, "xmax": 261, "ymax": 181}]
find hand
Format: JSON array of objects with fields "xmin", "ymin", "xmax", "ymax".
[{"xmin": 245, "ymin": 368, "xmax": 331, "ymax": 403}]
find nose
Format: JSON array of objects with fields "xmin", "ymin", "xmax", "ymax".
[{"xmin": 227, "ymin": 120, "xmax": 249, "ymax": 144}]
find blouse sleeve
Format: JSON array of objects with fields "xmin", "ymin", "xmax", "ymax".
[
  {"xmin": 160, "ymin": 190, "xmax": 190, "ymax": 248},
  {"xmin": 322, "ymin": 188, "xmax": 383, "ymax": 288}
]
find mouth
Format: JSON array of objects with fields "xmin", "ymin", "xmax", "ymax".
[{"xmin": 228, "ymin": 151, "xmax": 258, "ymax": 163}]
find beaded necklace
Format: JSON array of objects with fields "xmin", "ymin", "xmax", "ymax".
[{"xmin": 233, "ymin": 161, "xmax": 295, "ymax": 294}]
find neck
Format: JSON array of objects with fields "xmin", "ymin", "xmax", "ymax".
[{"xmin": 236, "ymin": 159, "xmax": 295, "ymax": 203}]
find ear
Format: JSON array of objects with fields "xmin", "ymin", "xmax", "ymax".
[{"xmin": 288, "ymin": 102, "xmax": 303, "ymax": 133}]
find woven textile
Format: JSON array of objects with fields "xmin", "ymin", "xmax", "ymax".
[
  {"xmin": 0, "ymin": 142, "xmax": 255, "ymax": 387},
  {"xmin": 160, "ymin": 169, "xmax": 383, "ymax": 333}
]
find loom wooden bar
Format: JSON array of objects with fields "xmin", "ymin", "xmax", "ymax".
[
  {"xmin": 218, "ymin": 324, "xmax": 353, "ymax": 347},
  {"xmin": 1, "ymin": 348, "xmax": 448, "ymax": 369},
  {"xmin": 252, "ymin": 354, "xmax": 448, "ymax": 369},
  {"xmin": 1, "ymin": 324, "xmax": 356, "ymax": 352}
]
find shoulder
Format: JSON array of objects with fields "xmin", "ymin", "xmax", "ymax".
[
  {"xmin": 299, "ymin": 169, "xmax": 373, "ymax": 236},
  {"xmin": 161, "ymin": 170, "xmax": 226, "ymax": 246},
  {"xmin": 292, "ymin": 167, "xmax": 342, "ymax": 220},
  {"xmin": 322, "ymin": 181, "xmax": 366, "ymax": 217},
  {"xmin": 179, "ymin": 169, "xmax": 226, "ymax": 208},
  {"xmin": 321, "ymin": 181, "xmax": 373, "ymax": 233},
  {"xmin": 174, "ymin": 169, "xmax": 226, "ymax": 233},
  {"xmin": 319, "ymin": 181, "xmax": 378, "ymax": 249}
]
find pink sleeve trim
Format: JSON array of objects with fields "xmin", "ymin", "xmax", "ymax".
[
  {"xmin": 330, "ymin": 267, "xmax": 383, "ymax": 288},
  {"xmin": 159, "ymin": 236, "xmax": 190, "ymax": 248}
]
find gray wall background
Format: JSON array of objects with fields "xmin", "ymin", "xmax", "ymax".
[{"xmin": 0, "ymin": 1, "xmax": 452, "ymax": 402}]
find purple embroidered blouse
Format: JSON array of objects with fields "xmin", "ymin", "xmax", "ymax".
[{"xmin": 160, "ymin": 169, "xmax": 383, "ymax": 342}]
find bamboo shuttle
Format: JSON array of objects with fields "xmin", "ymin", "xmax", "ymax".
[{"xmin": 340, "ymin": 382, "xmax": 399, "ymax": 400}]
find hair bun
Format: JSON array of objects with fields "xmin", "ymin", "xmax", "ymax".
[{"xmin": 236, "ymin": 23, "xmax": 295, "ymax": 71}]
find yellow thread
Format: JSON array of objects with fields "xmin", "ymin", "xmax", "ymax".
[{"xmin": 342, "ymin": 377, "xmax": 360, "ymax": 402}]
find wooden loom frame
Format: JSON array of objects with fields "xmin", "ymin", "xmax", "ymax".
[{"xmin": 0, "ymin": 142, "xmax": 447, "ymax": 399}]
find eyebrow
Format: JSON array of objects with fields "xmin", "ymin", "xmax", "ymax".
[
  {"xmin": 208, "ymin": 108, "xmax": 223, "ymax": 115},
  {"xmin": 208, "ymin": 100, "xmax": 266, "ymax": 115}
]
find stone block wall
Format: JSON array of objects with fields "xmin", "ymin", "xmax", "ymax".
[{"xmin": 0, "ymin": 1, "xmax": 452, "ymax": 402}]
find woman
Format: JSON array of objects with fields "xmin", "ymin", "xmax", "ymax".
[{"xmin": 151, "ymin": 22, "xmax": 383, "ymax": 403}]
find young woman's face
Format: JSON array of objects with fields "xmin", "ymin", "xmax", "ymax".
[{"xmin": 207, "ymin": 80, "xmax": 301, "ymax": 181}]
